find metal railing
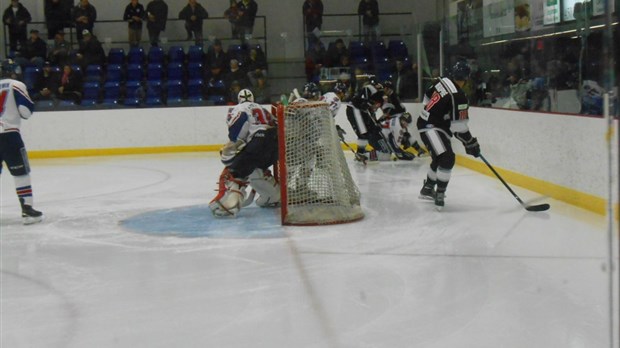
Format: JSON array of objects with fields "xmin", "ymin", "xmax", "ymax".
[{"xmin": 3, "ymin": 16, "xmax": 267, "ymax": 58}]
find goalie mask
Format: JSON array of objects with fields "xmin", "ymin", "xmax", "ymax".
[{"xmin": 238, "ymin": 89, "xmax": 254, "ymax": 103}]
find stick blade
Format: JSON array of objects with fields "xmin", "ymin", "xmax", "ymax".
[{"xmin": 525, "ymin": 203, "xmax": 550, "ymax": 212}]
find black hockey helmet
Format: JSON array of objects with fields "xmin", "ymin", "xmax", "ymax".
[
  {"xmin": 333, "ymin": 81, "xmax": 347, "ymax": 95},
  {"xmin": 302, "ymin": 82, "xmax": 321, "ymax": 100},
  {"xmin": 359, "ymin": 84, "xmax": 384, "ymax": 105},
  {"xmin": 451, "ymin": 60, "xmax": 471, "ymax": 81}
]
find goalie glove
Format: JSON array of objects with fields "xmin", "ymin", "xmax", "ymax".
[
  {"xmin": 220, "ymin": 139, "xmax": 246, "ymax": 165},
  {"xmin": 463, "ymin": 137, "xmax": 480, "ymax": 158}
]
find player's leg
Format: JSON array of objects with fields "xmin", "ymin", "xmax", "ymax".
[
  {"xmin": 419, "ymin": 129, "xmax": 455, "ymax": 210},
  {"xmin": 209, "ymin": 167, "xmax": 248, "ymax": 217},
  {"xmin": 346, "ymin": 106, "xmax": 371, "ymax": 161},
  {"xmin": 3, "ymin": 133, "xmax": 43, "ymax": 224}
]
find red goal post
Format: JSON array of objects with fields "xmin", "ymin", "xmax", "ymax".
[{"xmin": 276, "ymin": 101, "xmax": 364, "ymax": 226}]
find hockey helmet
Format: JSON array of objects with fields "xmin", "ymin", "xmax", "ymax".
[
  {"xmin": 382, "ymin": 80, "xmax": 393, "ymax": 91},
  {"xmin": 360, "ymin": 85, "xmax": 384, "ymax": 103},
  {"xmin": 333, "ymin": 82, "xmax": 347, "ymax": 95},
  {"xmin": 302, "ymin": 82, "xmax": 321, "ymax": 100},
  {"xmin": 451, "ymin": 60, "xmax": 471, "ymax": 81},
  {"xmin": 238, "ymin": 88, "xmax": 254, "ymax": 103}
]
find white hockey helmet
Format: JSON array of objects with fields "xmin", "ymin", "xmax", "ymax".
[{"xmin": 238, "ymin": 89, "xmax": 254, "ymax": 103}]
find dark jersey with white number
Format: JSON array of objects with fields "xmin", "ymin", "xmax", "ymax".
[{"xmin": 417, "ymin": 77, "xmax": 470, "ymax": 137}]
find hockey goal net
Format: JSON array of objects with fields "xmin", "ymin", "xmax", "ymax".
[{"xmin": 276, "ymin": 101, "xmax": 364, "ymax": 225}]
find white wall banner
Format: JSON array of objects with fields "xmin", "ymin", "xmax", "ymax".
[{"xmin": 483, "ymin": 0, "xmax": 516, "ymax": 37}]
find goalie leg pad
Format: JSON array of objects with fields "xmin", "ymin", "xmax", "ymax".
[
  {"xmin": 249, "ymin": 169, "xmax": 280, "ymax": 207},
  {"xmin": 209, "ymin": 168, "xmax": 248, "ymax": 217}
]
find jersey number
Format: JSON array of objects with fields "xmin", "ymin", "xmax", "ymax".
[
  {"xmin": 252, "ymin": 108, "xmax": 270, "ymax": 125},
  {"xmin": 0, "ymin": 90, "xmax": 8, "ymax": 116}
]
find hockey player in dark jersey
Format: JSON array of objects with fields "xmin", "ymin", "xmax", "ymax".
[
  {"xmin": 346, "ymin": 84, "xmax": 411, "ymax": 161},
  {"xmin": 417, "ymin": 60, "xmax": 481, "ymax": 210}
]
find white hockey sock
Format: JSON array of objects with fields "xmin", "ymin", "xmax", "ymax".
[{"xmin": 14, "ymin": 174, "xmax": 34, "ymax": 206}]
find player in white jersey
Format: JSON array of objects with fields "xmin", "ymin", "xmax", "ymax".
[
  {"xmin": 0, "ymin": 72, "xmax": 44, "ymax": 224},
  {"xmin": 209, "ymin": 89, "xmax": 280, "ymax": 217}
]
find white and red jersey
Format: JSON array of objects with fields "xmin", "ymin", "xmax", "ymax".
[
  {"xmin": 320, "ymin": 92, "xmax": 342, "ymax": 117},
  {"xmin": 0, "ymin": 79, "xmax": 34, "ymax": 134},
  {"xmin": 226, "ymin": 101, "xmax": 275, "ymax": 144}
]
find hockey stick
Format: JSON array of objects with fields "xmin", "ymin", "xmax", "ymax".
[
  {"xmin": 479, "ymin": 154, "xmax": 550, "ymax": 212},
  {"xmin": 337, "ymin": 130, "xmax": 367, "ymax": 165}
]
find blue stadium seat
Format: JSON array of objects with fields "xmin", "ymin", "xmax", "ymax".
[
  {"xmin": 126, "ymin": 64, "xmax": 143, "ymax": 82},
  {"xmin": 187, "ymin": 62, "xmax": 203, "ymax": 79},
  {"xmin": 85, "ymin": 64, "xmax": 102, "ymax": 82},
  {"xmin": 207, "ymin": 79, "xmax": 226, "ymax": 95},
  {"xmin": 22, "ymin": 66, "xmax": 41, "ymax": 94},
  {"xmin": 145, "ymin": 81, "xmax": 163, "ymax": 106},
  {"xmin": 165, "ymin": 80, "xmax": 183, "ymax": 105},
  {"xmin": 168, "ymin": 46, "xmax": 185, "ymax": 63},
  {"xmin": 187, "ymin": 45, "xmax": 204, "ymax": 64},
  {"xmin": 103, "ymin": 81, "xmax": 121, "ymax": 104},
  {"xmin": 124, "ymin": 80, "xmax": 143, "ymax": 106},
  {"xmin": 127, "ymin": 47, "xmax": 145, "ymax": 65},
  {"xmin": 148, "ymin": 46, "xmax": 164, "ymax": 64},
  {"xmin": 370, "ymin": 41, "xmax": 388, "ymax": 61},
  {"xmin": 81, "ymin": 81, "xmax": 101, "ymax": 105},
  {"xmin": 146, "ymin": 63, "xmax": 163, "ymax": 82},
  {"xmin": 105, "ymin": 64, "xmax": 123, "ymax": 83},
  {"xmin": 167, "ymin": 63, "xmax": 184, "ymax": 82},
  {"xmin": 227, "ymin": 44, "xmax": 245, "ymax": 61},
  {"xmin": 187, "ymin": 78, "xmax": 204, "ymax": 102},
  {"xmin": 108, "ymin": 48, "xmax": 125, "ymax": 65},
  {"xmin": 388, "ymin": 40, "xmax": 409, "ymax": 60},
  {"xmin": 208, "ymin": 95, "xmax": 226, "ymax": 105},
  {"xmin": 349, "ymin": 41, "xmax": 369, "ymax": 60}
]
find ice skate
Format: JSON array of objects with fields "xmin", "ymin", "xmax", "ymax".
[
  {"xmin": 434, "ymin": 191, "xmax": 445, "ymax": 211},
  {"xmin": 20, "ymin": 199, "xmax": 43, "ymax": 225},
  {"xmin": 418, "ymin": 180, "xmax": 436, "ymax": 200}
]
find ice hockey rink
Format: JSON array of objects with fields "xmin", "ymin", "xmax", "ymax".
[{"xmin": 1, "ymin": 152, "xmax": 618, "ymax": 348}]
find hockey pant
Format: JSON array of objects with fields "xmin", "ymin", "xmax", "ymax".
[
  {"xmin": 346, "ymin": 106, "xmax": 391, "ymax": 155},
  {"xmin": 419, "ymin": 128, "xmax": 455, "ymax": 192}
]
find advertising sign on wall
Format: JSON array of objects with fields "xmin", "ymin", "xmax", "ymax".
[
  {"xmin": 544, "ymin": 0, "xmax": 561, "ymax": 24},
  {"xmin": 483, "ymin": 0, "xmax": 516, "ymax": 37}
]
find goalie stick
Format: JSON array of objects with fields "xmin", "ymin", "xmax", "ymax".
[{"xmin": 480, "ymin": 154, "xmax": 550, "ymax": 212}]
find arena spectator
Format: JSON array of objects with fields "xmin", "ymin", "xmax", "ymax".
[
  {"xmin": 44, "ymin": 0, "xmax": 70, "ymax": 40},
  {"xmin": 391, "ymin": 60, "xmax": 418, "ymax": 100},
  {"xmin": 206, "ymin": 39, "xmax": 228, "ymax": 81},
  {"xmin": 357, "ymin": 0, "xmax": 379, "ymax": 43},
  {"xmin": 302, "ymin": 0, "xmax": 323, "ymax": 50},
  {"xmin": 224, "ymin": 0, "xmax": 240, "ymax": 40},
  {"xmin": 236, "ymin": 0, "xmax": 258, "ymax": 43},
  {"xmin": 32, "ymin": 61, "xmax": 59, "ymax": 101},
  {"xmin": 305, "ymin": 40, "xmax": 326, "ymax": 82},
  {"xmin": 48, "ymin": 30, "xmax": 70, "ymax": 67},
  {"xmin": 178, "ymin": 0, "xmax": 209, "ymax": 46},
  {"xmin": 124, "ymin": 0, "xmax": 146, "ymax": 48},
  {"xmin": 75, "ymin": 29, "xmax": 105, "ymax": 68},
  {"xmin": 73, "ymin": 0, "xmax": 97, "ymax": 41},
  {"xmin": 2, "ymin": 0, "xmax": 31, "ymax": 52},
  {"xmin": 15, "ymin": 29, "xmax": 47, "ymax": 68},
  {"xmin": 145, "ymin": 0, "xmax": 168, "ymax": 47},
  {"xmin": 252, "ymin": 72, "xmax": 270, "ymax": 103},
  {"xmin": 245, "ymin": 48, "xmax": 267, "ymax": 87},
  {"xmin": 225, "ymin": 58, "xmax": 250, "ymax": 90},
  {"xmin": 57, "ymin": 64, "xmax": 83, "ymax": 104},
  {"xmin": 326, "ymin": 38, "xmax": 349, "ymax": 67}
]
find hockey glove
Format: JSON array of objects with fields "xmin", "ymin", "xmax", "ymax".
[
  {"xmin": 464, "ymin": 137, "xmax": 480, "ymax": 158},
  {"xmin": 336, "ymin": 125, "xmax": 346, "ymax": 140},
  {"xmin": 220, "ymin": 140, "xmax": 246, "ymax": 165}
]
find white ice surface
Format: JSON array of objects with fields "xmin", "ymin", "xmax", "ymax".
[{"xmin": 1, "ymin": 152, "xmax": 618, "ymax": 348}]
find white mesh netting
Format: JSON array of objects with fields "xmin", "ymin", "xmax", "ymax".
[{"xmin": 279, "ymin": 101, "xmax": 364, "ymax": 225}]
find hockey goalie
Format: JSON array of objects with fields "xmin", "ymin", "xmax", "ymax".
[{"xmin": 209, "ymin": 89, "xmax": 280, "ymax": 217}]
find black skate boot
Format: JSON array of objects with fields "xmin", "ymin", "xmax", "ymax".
[
  {"xmin": 434, "ymin": 191, "xmax": 445, "ymax": 211},
  {"xmin": 419, "ymin": 180, "xmax": 436, "ymax": 200},
  {"xmin": 20, "ymin": 198, "xmax": 43, "ymax": 225}
]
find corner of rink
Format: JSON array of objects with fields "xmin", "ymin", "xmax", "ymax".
[{"xmin": 120, "ymin": 205, "xmax": 286, "ymax": 239}]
